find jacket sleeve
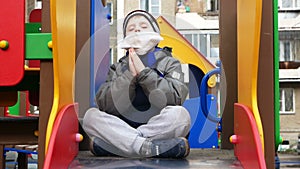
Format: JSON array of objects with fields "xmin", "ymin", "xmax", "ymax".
[
  {"xmin": 136, "ymin": 56, "xmax": 188, "ymax": 108},
  {"xmin": 95, "ymin": 63, "xmax": 136, "ymax": 116}
]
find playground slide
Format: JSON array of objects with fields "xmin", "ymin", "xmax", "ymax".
[
  {"xmin": 157, "ymin": 16, "xmax": 220, "ymax": 148},
  {"xmin": 237, "ymin": 0, "xmax": 264, "ymax": 152},
  {"xmin": 156, "ymin": 16, "xmax": 216, "ymax": 82}
]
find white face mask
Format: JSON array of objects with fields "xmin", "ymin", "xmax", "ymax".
[{"xmin": 119, "ymin": 32, "xmax": 163, "ymax": 55}]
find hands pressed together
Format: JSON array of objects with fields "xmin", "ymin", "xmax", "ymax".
[{"xmin": 128, "ymin": 48, "xmax": 145, "ymax": 77}]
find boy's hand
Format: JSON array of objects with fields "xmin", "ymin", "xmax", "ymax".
[
  {"xmin": 129, "ymin": 48, "xmax": 145, "ymax": 75},
  {"xmin": 129, "ymin": 51, "xmax": 137, "ymax": 76}
]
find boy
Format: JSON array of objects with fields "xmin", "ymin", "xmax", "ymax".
[{"xmin": 83, "ymin": 10, "xmax": 191, "ymax": 158}]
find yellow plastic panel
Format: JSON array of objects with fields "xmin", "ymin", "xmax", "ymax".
[
  {"xmin": 237, "ymin": 0, "xmax": 264, "ymax": 151},
  {"xmin": 45, "ymin": 0, "xmax": 77, "ymax": 153}
]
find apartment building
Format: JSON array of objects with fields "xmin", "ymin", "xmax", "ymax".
[{"xmin": 278, "ymin": 0, "xmax": 300, "ymax": 149}]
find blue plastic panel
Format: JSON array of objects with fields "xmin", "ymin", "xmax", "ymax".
[
  {"xmin": 90, "ymin": 0, "xmax": 110, "ymax": 106},
  {"xmin": 183, "ymin": 97, "xmax": 218, "ymax": 148}
]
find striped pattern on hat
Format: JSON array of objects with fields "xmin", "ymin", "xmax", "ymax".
[{"xmin": 123, "ymin": 10, "xmax": 160, "ymax": 37}]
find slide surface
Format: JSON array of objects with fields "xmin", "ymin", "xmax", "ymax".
[{"xmin": 157, "ymin": 16, "xmax": 216, "ymax": 86}]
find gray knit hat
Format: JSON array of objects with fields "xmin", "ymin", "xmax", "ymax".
[{"xmin": 123, "ymin": 10, "xmax": 160, "ymax": 37}]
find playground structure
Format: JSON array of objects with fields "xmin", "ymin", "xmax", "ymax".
[{"xmin": 0, "ymin": 0, "xmax": 281, "ymax": 169}]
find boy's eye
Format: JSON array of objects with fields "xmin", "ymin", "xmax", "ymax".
[
  {"xmin": 140, "ymin": 23, "xmax": 148, "ymax": 28},
  {"xmin": 127, "ymin": 25, "xmax": 135, "ymax": 31}
]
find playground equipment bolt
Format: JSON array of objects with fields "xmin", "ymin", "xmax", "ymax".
[
  {"xmin": 216, "ymin": 125, "xmax": 222, "ymax": 132},
  {"xmin": 75, "ymin": 133, "xmax": 83, "ymax": 142},
  {"xmin": 229, "ymin": 135, "xmax": 238, "ymax": 144},
  {"xmin": 34, "ymin": 130, "xmax": 39, "ymax": 137},
  {"xmin": 157, "ymin": 19, "xmax": 163, "ymax": 24},
  {"xmin": 48, "ymin": 41, "xmax": 53, "ymax": 49},
  {"xmin": 279, "ymin": 136, "xmax": 283, "ymax": 144},
  {"xmin": 106, "ymin": 14, "xmax": 112, "ymax": 20},
  {"xmin": 0, "ymin": 40, "xmax": 9, "ymax": 50},
  {"xmin": 207, "ymin": 77, "xmax": 217, "ymax": 88}
]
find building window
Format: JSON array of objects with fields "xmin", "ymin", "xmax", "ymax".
[
  {"xmin": 207, "ymin": 0, "xmax": 219, "ymax": 12},
  {"xmin": 210, "ymin": 34, "xmax": 219, "ymax": 58},
  {"xmin": 35, "ymin": 0, "xmax": 42, "ymax": 9},
  {"xmin": 182, "ymin": 32, "xmax": 219, "ymax": 63},
  {"xmin": 278, "ymin": 0, "xmax": 300, "ymax": 10},
  {"xmin": 279, "ymin": 31, "xmax": 300, "ymax": 62},
  {"xmin": 281, "ymin": 41, "xmax": 292, "ymax": 61},
  {"xmin": 200, "ymin": 34, "xmax": 207, "ymax": 56},
  {"xmin": 279, "ymin": 40, "xmax": 300, "ymax": 62},
  {"xmin": 279, "ymin": 88, "xmax": 295, "ymax": 114},
  {"xmin": 140, "ymin": 0, "xmax": 161, "ymax": 16}
]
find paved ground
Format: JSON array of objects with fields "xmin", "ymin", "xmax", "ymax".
[
  {"xmin": 69, "ymin": 149, "xmax": 300, "ymax": 169},
  {"xmin": 5, "ymin": 148, "xmax": 300, "ymax": 168},
  {"xmin": 70, "ymin": 149, "xmax": 243, "ymax": 169},
  {"xmin": 278, "ymin": 151, "xmax": 300, "ymax": 169}
]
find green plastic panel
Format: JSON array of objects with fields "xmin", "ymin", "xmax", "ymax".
[
  {"xmin": 25, "ymin": 33, "xmax": 53, "ymax": 59},
  {"xmin": 8, "ymin": 92, "xmax": 20, "ymax": 116},
  {"xmin": 273, "ymin": 0, "xmax": 282, "ymax": 149},
  {"xmin": 26, "ymin": 23, "xmax": 42, "ymax": 33}
]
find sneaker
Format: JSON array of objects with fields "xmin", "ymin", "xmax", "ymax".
[
  {"xmin": 140, "ymin": 137, "xmax": 190, "ymax": 158},
  {"xmin": 90, "ymin": 137, "xmax": 118, "ymax": 157}
]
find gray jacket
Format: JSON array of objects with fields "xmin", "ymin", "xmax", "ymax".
[{"xmin": 95, "ymin": 47, "xmax": 188, "ymax": 127}]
